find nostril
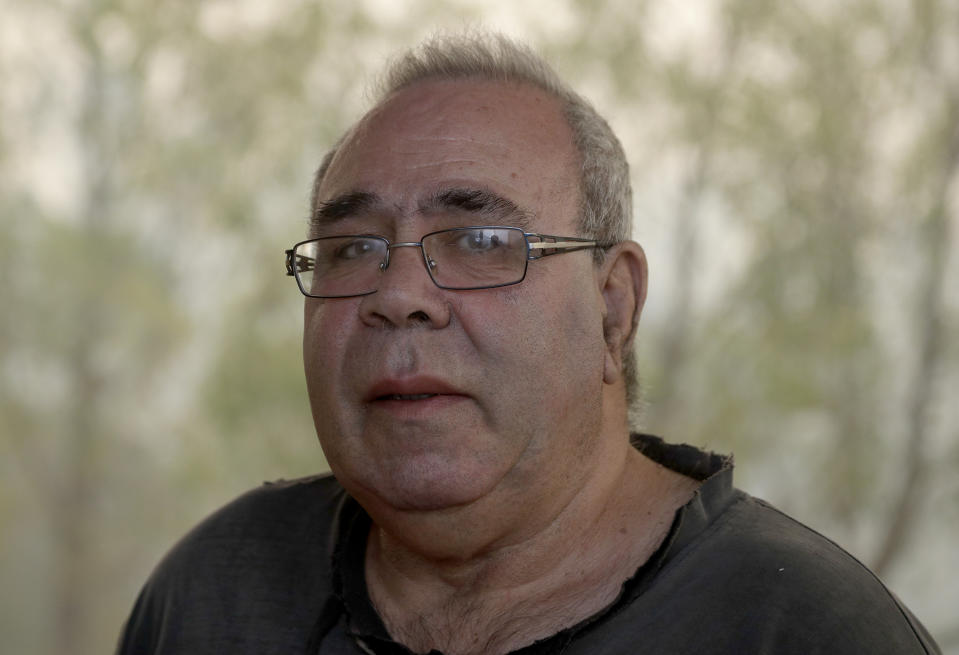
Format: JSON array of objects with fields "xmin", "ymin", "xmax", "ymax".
[{"xmin": 408, "ymin": 310, "xmax": 430, "ymax": 323}]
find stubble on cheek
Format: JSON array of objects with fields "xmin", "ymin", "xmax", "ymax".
[{"xmin": 303, "ymin": 301, "xmax": 358, "ymax": 447}]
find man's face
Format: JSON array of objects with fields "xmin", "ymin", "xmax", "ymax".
[{"xmin": 304, "ymin": 80, "xmax": 611, "ymax": 517}]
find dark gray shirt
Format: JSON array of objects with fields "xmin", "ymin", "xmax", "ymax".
[{"xmin": 116, "ymin": 435, "xmax": 940, "ymax": 654}]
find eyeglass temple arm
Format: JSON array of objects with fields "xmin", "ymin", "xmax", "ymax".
[
  {"xmin": 285, "ymin": 249, "xmax": 315, "ymax": 276},
  {"xmin": 527, "ymin": 238, "xmax": 600, "ymax": 259}
]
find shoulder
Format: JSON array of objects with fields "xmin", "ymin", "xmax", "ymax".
[
  {"xmin": 177, "ymin": 473, "xmax": 347, "ymax": 543},
  {"xmin": 639, "ymin": 491, "xmax": 939, "ymax": 653},
  {"xmin": 116, "ymin": 474, "xmax": 349, "ymax": 654},
  {"xmin": 696, "ymin": 493, "xmax": 909, "ymax": 607},
  {"xmin": 154, "ymin": 473, "xmax": 348, "ymax": 569},
  {"xmin": 155, "ymin": 472, "xmax": 348, "ymax": 586},
  {"xmin": 591, "ymin": 436, "xmax": 939, "ymax": 653}
]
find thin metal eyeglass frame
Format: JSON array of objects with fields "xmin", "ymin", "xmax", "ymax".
[{"xmin": 284, "ymin": 225, "xmax": 607, "ymax": 299}]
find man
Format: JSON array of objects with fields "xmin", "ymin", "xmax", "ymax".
[{"xmin": 117, "ymin": 33, "xmax": 940, "ymax": 654}]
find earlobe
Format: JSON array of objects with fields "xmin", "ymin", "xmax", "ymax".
[
  {"xmin": 603, "ymin": 326, "xmax": 625, "ymax": 384},
  {"xmin": 600, "ymin": 242, "xmax": 647, "ymax": 385}
]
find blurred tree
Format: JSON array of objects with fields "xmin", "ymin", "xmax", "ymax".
[
  {"xmin": 869, "ymin": 0, "xmax": 958, "ymax": 578},
  {"xmin": 610, "ymin": 0, "xmax": 958, "ymax": 639},
  {"xmin": 1, "ymin": 0, "xmax": 956, "ymax": 653}
]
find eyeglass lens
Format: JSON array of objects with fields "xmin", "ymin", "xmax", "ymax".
[{"xmin": 293, "ymin": 227, "xmax": 530, "ymax": 297}]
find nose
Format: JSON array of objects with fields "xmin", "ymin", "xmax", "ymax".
[{"xmin": 359, "ymin": 243, "xmax": 451, "ymax": 329}]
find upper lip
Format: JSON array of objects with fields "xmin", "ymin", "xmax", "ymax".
[{"xmin": 365, "ymin": 376, "xmax": 467, "ymax": 401}]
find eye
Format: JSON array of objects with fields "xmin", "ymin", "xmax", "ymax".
[
  {"xmin": 458, "ymin": 229, "xmax": 503, "ymax": 252},
  {"xmin": 334, "ymin": 238, "xmax": 380, "ymax": 260}
]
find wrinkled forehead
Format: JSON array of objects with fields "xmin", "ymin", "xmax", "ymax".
[{"xmin": 315, "ymin": 79, "xmax": 582, "ymax": 231}]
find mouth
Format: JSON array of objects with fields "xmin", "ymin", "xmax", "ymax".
[
  {"xmin": 378, "ymin": 393, "xmax": 440, "ymax": 401},
  {"xmin": 365, "ymin": 377, "xmax": 468, "ymax": 408},
  {"xmin": 366, "ymin": 385, "xmax": 467, "ymax": 419}
]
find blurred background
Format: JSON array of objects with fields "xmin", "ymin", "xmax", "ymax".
[{"xmin": 1, "ymin": 0, "xmax": 957, "ymax": 653}]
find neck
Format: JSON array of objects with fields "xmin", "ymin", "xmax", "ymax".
[{"xmin": 363, "ymin": 421, "xmax": 700, "ymax": 655}]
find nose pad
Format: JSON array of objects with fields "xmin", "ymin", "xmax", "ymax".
[{"xmin": 421, "ymin": 242, "xmax": 439, "ymax": 280}]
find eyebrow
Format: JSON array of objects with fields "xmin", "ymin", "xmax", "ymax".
[
  {"xmin": 422, "ymin": 187, "xmax": 532, "ymax": 230},
  {"xmin": 312, "ymin": 191, "xmax": 381, "ymax": 226},
  {"xmin": 311, "ymin": 187, "xmax": 533, "ymax": 231}
]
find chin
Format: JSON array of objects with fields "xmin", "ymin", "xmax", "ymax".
[{"xmin": 352, "ymin": 455, "xmax": 503, "ymax": 513}]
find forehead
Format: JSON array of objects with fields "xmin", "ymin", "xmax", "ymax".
[{"xmin": 317, "ymin": 79, "xmax": 581, "ymax": 231}]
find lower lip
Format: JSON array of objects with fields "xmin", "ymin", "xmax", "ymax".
[{"xmin": 369, "ymin": 394, "xmax": 468, "ymax": 419}]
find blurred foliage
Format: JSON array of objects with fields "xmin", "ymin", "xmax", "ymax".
[{"xmin": 1, "ymin": 1, "xmax": 957, "ymax": 653}]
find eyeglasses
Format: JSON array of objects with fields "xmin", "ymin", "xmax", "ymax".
[{"xmin": 285, "ymin": 225, "xmax": 604, "ymax": 298}]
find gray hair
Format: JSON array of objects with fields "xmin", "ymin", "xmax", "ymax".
[{"xmin": 310, "ymin": 32, "xmax": 640, "ymax": 409}]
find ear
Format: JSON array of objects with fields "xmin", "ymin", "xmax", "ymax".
[{"xmin": 599, "ymin": 241, "xmax": 648, "ymax": 385}]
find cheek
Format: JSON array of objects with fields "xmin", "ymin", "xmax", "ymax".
[
  {"xmin": 471, "ymin": 277, "xmax": 606, "ymax": 401},
  {"xmin": 302, "ymin": 301, "xmax": 353, "ymax": 400}
]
